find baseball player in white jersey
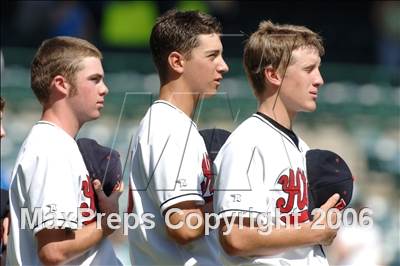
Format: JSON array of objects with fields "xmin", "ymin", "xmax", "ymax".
[
  {"xmin": 127, "ymin": 10, "xmax": 228, "ymax": 265},
  {"xmin": 213, "ymin": 21, "xmax": 341, "ymax": 265},
  {"xmin": 7, "ymin": 36, "xmax": 122, "ymax": 265}
]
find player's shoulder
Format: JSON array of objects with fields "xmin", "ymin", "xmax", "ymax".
[
  {"xmin": 151, "ymin": 100, "xmax": 193, "ymax": 128},
  {"xmin": 250, "ymin": 113, "xmax": 287, "ymax": 135},
  {"xmin": 226, "ymin": 114, "xmax": 275, "ymax": 144},
  {"xmin": 136, "ymin": 100, "xmax": 198, "ymax": 144},
  {"xmin": 20, "ymin": 121, "xmax": 75, "ymax": 157},
  {"xmin": 217, "ymin": 114, "xmax": 285, "ymax": 160},
  {"xmin": 218, "ymin": 116, "xmax": 261, "ymax": 152}
]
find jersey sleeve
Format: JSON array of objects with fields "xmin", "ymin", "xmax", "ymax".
[
  {"xmin": 19, "ymin": 150, "xmax": 80, "ymax": 234},
  {"xmin": 213, "ymin": 140, "xmax": 269, "ymax": 219},
  {"xmin": 138, "ymin": 130, "xmax": 205, "ymax": 215}
]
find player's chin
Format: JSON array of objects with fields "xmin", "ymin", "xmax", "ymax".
[
  {"xmin": 308, "ymin": 105, "xmax": 317, "ymax": 112},
  {"xmin": 202, "ymin": 88, "xmax": 218, "ymax": 98},
  {"xmin": 302, "ymin": 102, "xmax": 317, "ymax": 112},
  {"xmin": 89, "ymin": 110, "xmax": 102, "ymax": 120},
  {"xmin": 211, "ymin": 83, "xmax": 220, "ymax": 93}
]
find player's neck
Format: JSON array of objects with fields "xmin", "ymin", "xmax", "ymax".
[
  {"xmin": 258, "ymin": 99, "xmax": 296, "ymax": 130},
  {"xmin": 41, "ymin": 104, "xmax": 80, "ymax": 138},
  {"xmin": 159, "ymin": 80, "xmax": 199, "ymax": 119}
]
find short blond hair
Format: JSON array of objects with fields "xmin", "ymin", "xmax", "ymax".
[
  {"xmin": 31, "ymin": 36, "xmax": 102, "ymax": 104},
  {"xmin": 243, "ymin": 21, "xmax": 324, "ymax": 96}
]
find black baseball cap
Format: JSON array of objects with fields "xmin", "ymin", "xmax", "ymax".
[
  {"xmin": 199, "ymin": 128, "xmax": 231, "ymax": 162},
  {"xmin": 306, "ymin": 149, "xmax": 354, "ymax": 215},
  {"xmin": 0, "ymin": 188, "xmax": 9, "ymax": 219},
  {"xmin": 77, "ymin": 138, "xmax": 122, "ymax": 197}
]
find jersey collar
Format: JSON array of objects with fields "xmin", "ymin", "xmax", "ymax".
[
  {"xmin": 153, "ymin": 100, "xmax": 198, "ymax": 129},
  {"xmin": 254, "ymin": 112, "xmax": 299, "ymax": 149}
]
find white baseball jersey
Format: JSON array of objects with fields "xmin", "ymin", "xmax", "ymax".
[
  {"xmin": 213, "ymin": 113, "xmax": 328, "ymax": 266},
  {"xmin": 7, "ymin": 121, "xmax": 121, "ymax": 265},
  {"xmin": 128, "ymin": 100, "xmax": 219, "ymax": 265}
]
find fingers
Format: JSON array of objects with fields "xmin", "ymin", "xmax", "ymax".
[
  {"xmin": 93, "ymin": 179, "xmax": 124, "ymax": 200},
  {"xmin": 3, "ymin": 216, "xmax": 9, "ymax": 245},
  {"xmin": 321, "ymin": 193, "xmax": 340, "ymax": 210},
  {"xmin": 311, "ymin": 194, "xmax": 341, "ymax": 246},
  {"xmin": 112, "ymin": 181, "xmax": 124, "ymax": 193},
  {"xmin": 93, "ymin": 179, "xmax": 107, "ymax": 201},
  {"xmin": 109, "ymin": 181, "xmax": 124, "ymax": 201}
]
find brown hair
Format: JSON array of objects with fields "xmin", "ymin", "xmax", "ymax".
[
  {"xmin": 243, "ymin": 20, "xmax": 324, "ymax": 96},
  {"xmin": 0, "ymin": 96, "xmax": 4, "ymax": 112},
  {"xmin": 31, "ymin": 36, "xmax": 102, "ymax": 104},
  {"xmin": 150, "ymin": 9, "xmax": 222, "ymax": 82}
]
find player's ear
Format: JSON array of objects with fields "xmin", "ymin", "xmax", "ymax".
[
  {"xmin": 264, "ymin": 66, "xmax": 282, "ymax": 87},
  {"xmin": 167, "ymin": 51, "xmax": 184, "ymax": 75},
  {"xmin": 51, "ymin": 75, "xmax": 69, "ymax": 97}
]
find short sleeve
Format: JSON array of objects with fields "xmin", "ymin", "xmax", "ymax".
[
  {"xmin": 213, "ymin": 141, "xmax": 268, "ymax": 219},
  {"xmin": 19, "ymin": 151, "xmax": 80, "ymax": 234}
]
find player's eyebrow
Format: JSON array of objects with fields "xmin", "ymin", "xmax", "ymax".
[
  {"xmin": 205, "ymin": 49, "xmax": 222, "ymax": 55},
  {"xmin": 303, "ymin": 60, "xmax": 321, "ymax": 69},
  {"xmin": 88, "ymin": 73, "xmax": 104, "ymax": 79},
  {"xmin": 303, "ymin": 63, "xmax": 317, "ymax": 68}
]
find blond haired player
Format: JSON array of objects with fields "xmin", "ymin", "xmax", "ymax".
[
  {"xmin": 214, "ymin": 21, "xmax": 340, "ymax": 265},
  {"xmin": 7, "ymin": 36, "xmax": 122, "ymax": 265}
]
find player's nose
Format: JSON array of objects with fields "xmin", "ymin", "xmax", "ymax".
[
  {"xmin": 0, "ymin": 124, "xmax": 6, "ymax": 139},
  {"xmin": 217, "ymin": 57, "xmax": 229, "ymax": 74},
  {"xmin": 313, "ymin": 69, "xmax": 324, "ymax": 87},
  {"xmin": 100, "ymin": 82, "xmax": 109, "ymax": 96}
]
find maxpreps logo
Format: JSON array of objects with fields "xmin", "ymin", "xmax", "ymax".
[{"xmin": 275, "ymin": 168, "xmax": 309, "ymax": 224}]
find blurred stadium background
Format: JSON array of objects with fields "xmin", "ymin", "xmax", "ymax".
[{"xmin": 1, "ymin": 1, "xmax": 399, "ymax": 265}]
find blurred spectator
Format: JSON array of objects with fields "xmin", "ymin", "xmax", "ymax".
[
  {"xmin": 4, "ymin": 1, "xmax": 96, "ymax": 46},
  {"xmin": 101, "ymin": 1, "xmax": 157, "ymax": 48},
  {"xmin": 373, "ymin": 1, "xmax": 400, "ymax": 86},
  {"xmin": 9, "ymin": 1, "xmax": 55, "ymax": 45},
  {"xmin": 49, "ymin": 1, "xmax": 95, "ymax": 41},
  {"xmin": 176, "ymin": 0, "xmax": 208, "ymax": 12}
]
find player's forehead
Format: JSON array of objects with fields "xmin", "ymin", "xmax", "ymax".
[
  {"xmin": 76, "ymin": 56, "xmax": 104, "ymax": 76},
  {"xmin": 291, "ymin": 46, "xmax": 321, "ymax": 66},
  {"xmin": 193, "ymin": 33, "xmax": 223, "ymax": 54}
]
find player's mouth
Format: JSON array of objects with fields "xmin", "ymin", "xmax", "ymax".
[
  {"xmin": 96, "ymin": 101, "xmax": 104, "ymax": 107},
  {"xmin": 310, "ymin": 91, "xmax": 318, "ymax": 99},
  {"xmin": 214, "ymin": 77, "xmax": 223, "ymax": 86}
]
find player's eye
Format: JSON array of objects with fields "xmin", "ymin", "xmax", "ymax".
[
  {"xmin": 304, "ymin": 66, "xmax": 315, "ymax": 73},
  {"xmin": 207, "ymin": 52, "xmax": 219, "ymax": 59},
  {"xmin": 89, "ymin": 76, "xmax": 102, "ymax": 84}
]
